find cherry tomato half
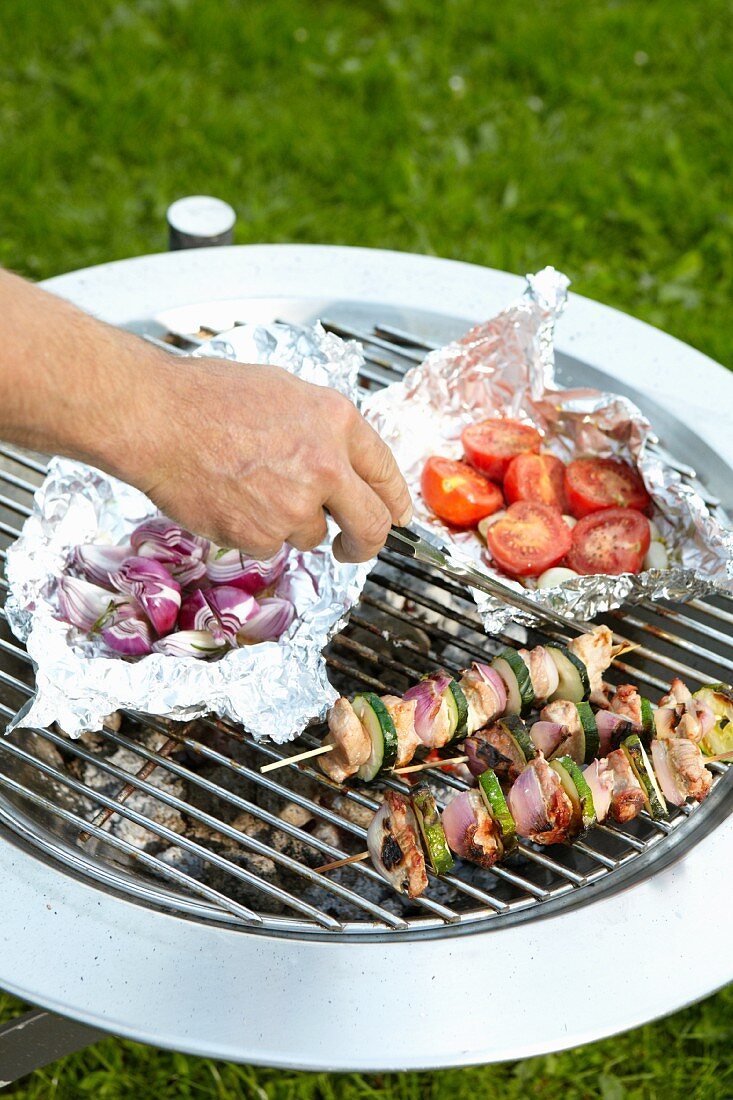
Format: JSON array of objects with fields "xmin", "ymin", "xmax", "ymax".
[
  {"xmin": 566, "ymin": 507, "xmax": 651, "ymax": 575},
  {"xmin": 485, "ymin": 501, "xmax": 572, "ymax": 577},
  {"xmin": 421, "ymin": 456, "xmax": 504, "ymax": 528},
  {"xmin": 461, "ymin": 419, "xmax": 541, "ymax": 482},
  {"xmin": 504, "ymin": 452, "xmax": 568, "ymax": 512},
  {"xmin": 564, "ymin": 457, "xmax": 650, "ymax": 519}
]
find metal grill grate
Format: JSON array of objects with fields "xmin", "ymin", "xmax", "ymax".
[{"xmin": 0, "ymin": 316, "xmax": 731, "ymax": 939}]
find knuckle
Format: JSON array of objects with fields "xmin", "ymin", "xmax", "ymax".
[{"xmin": 360, "ymin": 504, "xmax": 391, "ymax": 548}]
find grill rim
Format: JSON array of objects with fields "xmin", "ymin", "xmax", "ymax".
[{"xmin": 0, "ymin": 244, "xmax": 732, "ymax": 1069}]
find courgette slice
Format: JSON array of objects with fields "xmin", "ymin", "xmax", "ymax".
[
  {"xmin": 622, "ymin": 733, "xmax": 668, "ymax": 819},
  {"xmin": 478, "ymin": 769, "xmax": 517, "ymax": 854},
  {"xmin": 550, "ymin": 755, "xmax": 597, "ymax": 834},
  {"xmin": 354, "ymin": 693, "xmax": 398, "ymax": 781},
  {"xmin": 492, "ymin": 649, "xmax": 535, "ymax": 715},
  {"xmin": 444, "ymin": 679, "xmax": 469, "ymax": 744},
  {"xmin": 575, "ymin": 701, "xmax": 600, "ymax": 763},
  {"xmin": 693, "ymin": 683, "xmax": 733, "ymax": 756},
  {"xmin": 545, "ymin": 645, "xmax": 591, "ymax": 703},
  {"xmin": 639, "ymin": 697, "xmax": 655, "ymax": 744},
  {"xmin": 411, "ymin": 784, "xmax": 455, "ymax": 875},
  {"xmin": 497, "ymin": 715, "xmax": 538, "ymax": 764}
]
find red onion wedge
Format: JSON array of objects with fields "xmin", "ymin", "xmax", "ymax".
[
  {"xmin": 583, "ymin": 759, "xmax": 614, "ymax": 822},
  {"xmin": 131, "ymin": 518, "xmax": 209, "ymax": 586},
  {"xmin": 650, "ymin": 740, "xmax": 686, "ymax": 807},
  {"xmin": 101, "ymin": 614, "xmax": 155, "ymax": 657},
  {"xmin": 442, "ymin": 789, "xmax": 501, "ymax": 867},
  {"xmin": 72, "ymin": 543, "xmax": 134, "ymax": 589},
  {"xmin": 507, "ymin": 756, "xmax": 573, "ymax": 845},
  {"xmin": 111, "ymin": 557, "xmax": 181, "ymax": 636},
  {"xmin": 366, "ymin": 791, "xmax": 428, "ymax": 898},
  {"xmin": 403, "ymin": 673, "xmax": 452, "ymax": 746},
  {"xmin": 529, "ymin": 721, "xmax": 565, "ymax": 758},
  {"xmin": 596, "ymin": 710, "xmax": 635, "ymax": 755},
  {"xmin": 206, "ymin": 544, "xmax": 288, "ymax": 594},
  {"xmin": 471, "ymin": 663, "xmax": 508, "ymax": 714}
]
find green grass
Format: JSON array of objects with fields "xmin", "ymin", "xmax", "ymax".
[
  {"xmin": 2, "ymin": 984, "xmax": 733, "ymax": 1099},
  {"xmin": 1, "ymin": 0, "xmax": 732, "ymax": 1093}
]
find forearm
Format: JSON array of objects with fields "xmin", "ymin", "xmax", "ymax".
[{"xmin": 0, "ymin": 267, "xmax": 171, "ymax": 486}]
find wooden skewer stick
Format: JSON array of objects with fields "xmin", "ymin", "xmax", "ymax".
[
  {"xmin": 612, "ymin": 642, "xmax": 642, "ymax": 658},
  {"xmin": 260, "ymin": 744, "xmax": 334, "ymax": 773},
  {"xmin": 313, "ymin": 851, "xmax": 369, "ymax": 874},
  {"xmin": 392, "ymin": 755, "xmax": 469, "ymax": 776},
  {"xmin": 704, "ymin": 750, "xmax": 733, "ymax": 764}
]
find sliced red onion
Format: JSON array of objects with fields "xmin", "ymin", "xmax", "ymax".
[
  {"xmin": 690, "ymin": 700, "xmax": 715, "ymax": 737},
  {"xmin": 583, "ymin": 760, "xmax": 614, "ymax": 821},
  {"xmin": 206, "ymin": 544, "xmax": 288, "ymax": 594},
  {"xmin": 653, "ymin": 706, "xmax": 677, "ymax": 741},
  {"xmin": 236, "ymin": 597, "xmax": 295, "ymax": 643},
  {"xmin": 152, "ymin": 630, "xmax": 226, "ymax": 658},
  {"xmin": 56, "ymin": 576, "xmax": 125, "ymax": 632},
  {"xmin": 404, "ymin": 673, "xmax": 452, "ymax": 742},
  {"xmin": 72, "ymin": 543, "xmax": 133, "ymax": 588},
  {"xmin": 131, "ymin": 518, "xmax": 210, "ymax": 586},
  {"xmin": 101, "ymin": 614, "xmax": 154, "ymax": 656},
  {"xmin": 650, "ymin": 740, "xmax": 685, "ymax": 806},
  {"xmin": 205, "ymin": 586, "xmax": 259, "ymax": 643},
  {"xmin": 507, "ymin": 764, "xmax": 549, "ymax": 838},
  {"xmin": 529, "ymin": 721, "xmax": 565, "ymax": 758},
  {"xmin": 596, "ymin": 710, "xmax": 634, "ymax": 755},
  {"xmin": 471, "ymin": 663, "xmax": 508, "ymax": 714},
  {"xmin": 441, "ymin": 790, "xmax": 479, "ymax": 858},
  {"xmin": 179, "ymin": 589, "xmax": 220, "ymax": 637},
  {"xmin": 111, "ymin": 557, "xmax": 181, "ymax": 635}
]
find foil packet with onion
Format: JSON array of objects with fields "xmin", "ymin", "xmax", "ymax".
[
  {"xmin": 4, "ymin": 322, "xmax": 370, "ymax": 741},
  {"xmin": 363, "ymin": 266, "xmax": 733, "ymax": 632}
]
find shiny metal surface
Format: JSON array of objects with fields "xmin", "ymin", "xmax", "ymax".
[{"xmin": 0, "ymin": 246, "xmax": 731, "ymax": 1069}]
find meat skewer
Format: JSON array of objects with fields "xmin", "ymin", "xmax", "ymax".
[{"xmin": 318, "ymin": 704, "xmax": 723, "ymax": 898}]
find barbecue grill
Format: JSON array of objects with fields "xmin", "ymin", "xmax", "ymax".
[{"xmin": 1, "ymin": 242, "xmax": 732, "ymax": 1081}]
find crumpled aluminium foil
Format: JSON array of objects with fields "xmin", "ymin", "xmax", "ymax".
[
  {"xmin": 5, "ymin": 322, "xmax": 370, "ymax": 742},
  {"xmin": 363, "ymin": 267, "xmax": 733, "ymax": 632}
]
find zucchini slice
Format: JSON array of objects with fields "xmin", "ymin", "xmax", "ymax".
[
  {"xmin": 575, "ymin": 701, "xmax": 600, "ymax": 763},
  {"xmin": 411, "ymin": 784, "xmax": 455, "ymax": 875},
  {"xmin": 639, "ymin": 697, "xmax": 655, "ymax": 744},
  {"xmin": 478, "ymin": 769, "xmax": 517, "ymax": 854},
  {"xmin": 498, "ymin": 715, "xmax": 538, "ymax": 764},
  {"xmin": 492, "ymin": 649, "xmax": 535, "ymax": 715},
  {"xmin": 444, "ymin": 679, "xmax": 469, "ymax": 744},
  {"xmin": 354, "ymin": 693, "xmax": 398, "ymax": 781},
  {"xmin": 622, "ymin": 733, "xmax": 668, "ymax": 819},
  {"xmin": 550, "ymin": 755, "xmax": 597, "ymax": 834},
  {"xmin": 545, "ymin": 645, "xmax": 591, "ymax": 703},
  {"xmin": 693, "ymin": 683, "xmax": 733, "ymax": 756}
]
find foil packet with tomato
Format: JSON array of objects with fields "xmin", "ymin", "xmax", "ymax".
[{"xmin": 363, "ymin": 267, "xmax": 733, "ymax": 631}]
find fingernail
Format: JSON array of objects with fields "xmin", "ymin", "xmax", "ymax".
[{"xmin": 397, "ymin": 505, "xmax": 413, "ymax": 528}]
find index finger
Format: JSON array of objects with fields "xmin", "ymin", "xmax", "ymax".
[{"xmin": 348, "ymin": 415, "xmax": 413, "ymax": 527}]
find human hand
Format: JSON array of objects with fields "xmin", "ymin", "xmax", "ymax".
[{"xmin": 124, "ymin": 356, "xmax": 412, "ymax": 563}]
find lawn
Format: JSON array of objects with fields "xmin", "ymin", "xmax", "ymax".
[{"xmin": 0, "ymin": 0, "xmax": 732, "ymax": 1094}]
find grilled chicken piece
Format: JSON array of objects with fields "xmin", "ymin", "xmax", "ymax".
[
  {"xmin": 570, "ymin": 626, "xmax": 614, "ymax": 707},
  {"xmin": 519, "ymin": 646, "xmax": 560, "ymax": 705},
  {"xmin": 539, "ymin": 699, "xmax": 578, "ymax": 754},
  {"xmin": 605, "ymin": 748, "xmax": 646, "ymax": 823},
  {"xmin": 508, "ymin": 755, "xmax": 574, "ymax": 845},
  {"xmin": 367, "ymin": 790, "xmax": 428, "ymax": 898},
  {"xmin": 459, "ymin": 667, "xmax": 503, "ymax": 734},
  {"xmin": 465, "ymin": 723, "xmax": 527, "ymax": 788},
  {"xmin": 381, "ymin": 695, "xmax": 422, "ymax": 768},
  {"xmin": 651, "ymin": 738, "xmax": 712, "ymax": 806},
  {"xmin": 320, "ymin": 698, "xmax": 371, "ymax": 783},
  {"xmin": 659, "ymin": 678, "xmax": 693, "ymax": 708},
  {"xmin": 610, "ymin": 684, "xmax": 642, "ymax": 728}
]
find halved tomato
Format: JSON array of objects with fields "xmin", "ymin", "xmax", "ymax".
[
  {"xmin": 566, "ymin": 508, "xmax": 651, "ymax": 575},
  {"xmin": 461, "ymin": 419, "xmax": 541, "ymax": 482},
  {"xmin": 504, "ymin": 452, "xmax": 568, "ymax": 511},
  {"xmin": 421, "ymin": 456, "xmax": 504, "ymax": 528},
  {"xmin": 564, "ymin": 457, "xmax": 650, "ymax": 518},
  {"xmin": 485, "ymin": 502, "xmax": 572, "ymax": 577}
]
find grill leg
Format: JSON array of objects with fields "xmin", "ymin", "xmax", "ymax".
[{"xmin": 0, "ymin": 1008, "xmax": 108, "ymax": 1087}]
